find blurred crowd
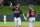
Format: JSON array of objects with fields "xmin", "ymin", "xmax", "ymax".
[{"xmin": 0, "ymin": 0, "xmax": 40, "ymax": 7}]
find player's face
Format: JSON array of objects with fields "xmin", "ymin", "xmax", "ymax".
[
  {"xmin": 16, "ymin": 4, "xmax": 20, "ymax": 8},
  {"xmin": 16, "ymin": 7, "xmax": 19, "ymax": 10},
  {"xmin": 29, "ymin": 6, "xmax": 32, "ymax": 9},
  {"xmin": 16, "ymin": 5, "xmax": 19, "ymax": 8}
]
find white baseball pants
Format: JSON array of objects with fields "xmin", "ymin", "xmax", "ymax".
[
  {"xmin": 14, "ymin": 17, "xmax": 21, "ymax": 26},
  {"xmin": 29, "ymin": 17, "xmax": 35, "ymax": 27}
]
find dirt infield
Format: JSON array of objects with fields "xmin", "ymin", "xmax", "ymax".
[{"xmin": 0, "ymin": 26, "xmax": 40, "ymax": 27}]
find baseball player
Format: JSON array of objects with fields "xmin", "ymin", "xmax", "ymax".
[
  {"xmin": 9, "ymin": 3, "xmax": 25, "ymax": 27},
  {"xmin": 25, "ymin": 5, "xmax": 37, "ymax": 27},
  {"xmin": 4, "ymin": 14, "xmax": 7, "ymax": 24}
]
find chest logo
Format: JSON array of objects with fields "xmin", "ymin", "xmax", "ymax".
[{"xmin": 14, "ymin": 11, "xmax": 20, "ymax": 13}]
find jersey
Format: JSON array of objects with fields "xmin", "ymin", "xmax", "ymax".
[
  {"xmin": 10, "ymin": 7, "xmax": 23, "ymax": 18},
  {"xmin": 28, "ymin": 9, "xmax": 36, "ymax": 18}
]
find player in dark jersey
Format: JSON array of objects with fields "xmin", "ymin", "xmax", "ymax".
[
  {"xmin": 25, "ymin": 5, "xmax": 37, "ymax": 27},
  {"xmin": 9, "ymin": 3, "xmax": 26, "ymax": 27}
]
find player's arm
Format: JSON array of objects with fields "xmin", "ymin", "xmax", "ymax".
[
  {"xmin": 10, "ymin": 3, "xmax": 13, "ymax": 10},
  {"xmin": 35, "ymin": 11, "xmax": 37, "ymax": 18},
  {"xmin": 22, "ymin": 13, "xmax": 26, "ymax": 20},
  {"xmin": 35, "ymin": 14, "xmax": 37, "ymax": 18},
  {"xmin": 9, "ymin": 3, "xmax": 15, "ymax": 11},
  {"xmin": 20, "ymin": 10, "xmax": 26, "ymax": 20},
  {"xmin": 26, "ymin": 11, "xmax": 30, "ymax": 20},
  {"xmin": 26, "ymin": 13, "xmax": 30, "ymax": 20}
]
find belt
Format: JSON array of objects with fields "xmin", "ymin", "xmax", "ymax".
[
  {"xmin": 16, "ymin": 17, "xmax": 18, "ymax": 18},
  {"xmin": 29, "ymin": 17, "xmax": 32, "ymax": 18}
]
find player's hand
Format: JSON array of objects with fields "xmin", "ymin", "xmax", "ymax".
[
  {"xmin": 10, "ymin": 3, "xmax": 12, "ymax": 7},
  {"xmin": 10, "ymin": 3, "xmax": 12, "ymax": 6},
  {"xmin": 25, "ymin": 18, "xmax": 27, "ymax": 22}
]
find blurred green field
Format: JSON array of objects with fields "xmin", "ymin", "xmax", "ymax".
[
  {"xmin": 0, "ymin": 6, "xmax": 40, "ymax": 14},
  {"xmin": 0, "ymin": 22, "xmax": 40, "ymax": 26}
]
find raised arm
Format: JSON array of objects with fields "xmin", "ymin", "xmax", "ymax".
[{"xmin": 10, "ymin": 3, "xmax": 13, "ymax": 10}]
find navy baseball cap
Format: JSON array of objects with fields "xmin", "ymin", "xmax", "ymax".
[
  {"xmin": 17, "ymin": 4, "xmax": 20, "ymax": 6},
  {"xmin": 29, "ymin": 5, "xmax": 33, "ymax": 7}
]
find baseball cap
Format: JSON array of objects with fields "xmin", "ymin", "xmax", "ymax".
[
  {"xmin": 17, "ymin": 4, "xmax": 20, "ymax": 6},
  {"xmin": 29, "ymin": 5, "xmax": 33, "ymax": 7}
]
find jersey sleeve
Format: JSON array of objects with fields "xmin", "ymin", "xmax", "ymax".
[
  {"xmin": 20, "ymin": 10, "xmax": 23, "ymax": 14},
  {"xmin": 9, "ymin": 7, "xmax": 15, "ymax": 11}
]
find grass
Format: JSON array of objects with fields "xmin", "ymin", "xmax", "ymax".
[
  {"xmin": 0, "ymin": 6, "xmax": 40, "ymax": 14},
  {"xmin": 0, "ymin": 22, "xmax": 40, "ymax": 26}
]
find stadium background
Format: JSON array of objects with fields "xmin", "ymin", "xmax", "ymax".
[{"xmin": 0, "ymin": 0, "xmax": 40, "ymax": 27}]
